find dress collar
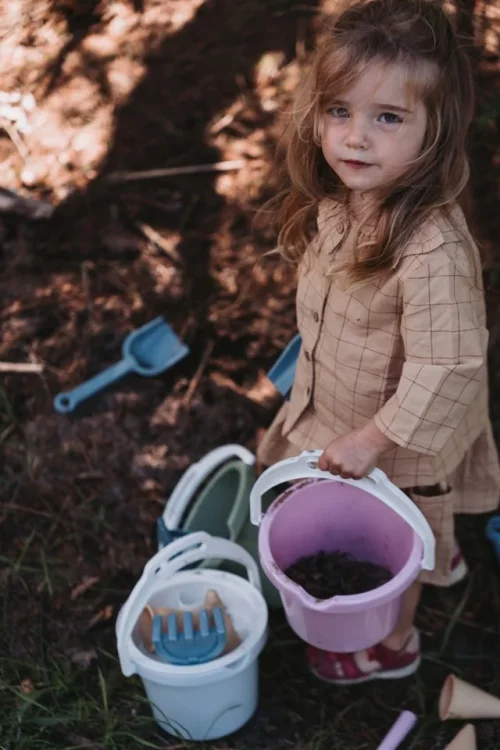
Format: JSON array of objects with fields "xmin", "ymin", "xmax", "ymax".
[{"xmin": 316, "ymin": 197, "xmax": 466, "ymax": 257}]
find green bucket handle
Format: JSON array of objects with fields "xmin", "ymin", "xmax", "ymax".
[{"xmin": 161, "ymin": 445, "xmax": 255, "ymax": 543}]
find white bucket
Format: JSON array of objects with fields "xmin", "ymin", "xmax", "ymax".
[{"xmin": 116, "ymin": 532, "xmax": 268, "ymax": 741}]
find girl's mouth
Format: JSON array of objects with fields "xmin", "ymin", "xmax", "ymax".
[{"xmin": 343, "ymin": 160, "xmax": 372, "ymax": 170}]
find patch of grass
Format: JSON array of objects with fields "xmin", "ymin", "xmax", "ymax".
[
  {"xmin": 0, "ymin": 651, "xmax": 182, "ymax": 750},
  {"xmin": 2, "ymin": 562, "xmax": 500, "ymax": 750},
  {"xmin": 2, "ymin": 457, "xmax": 500, "ymax": 750}
]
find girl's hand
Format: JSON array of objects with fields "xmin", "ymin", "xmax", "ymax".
[{"xmin": 317, "ymin": 421, "xmax": 396, "ymax": 480}]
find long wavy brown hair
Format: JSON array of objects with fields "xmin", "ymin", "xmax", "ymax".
[{"xmin": 269, "ymin": 0, "xmax": 475, "ymax": 285}]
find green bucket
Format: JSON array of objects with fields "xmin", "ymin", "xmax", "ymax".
[{"xmin": 159, "ymin": 445, "xmax": 281, "ymax": 608}]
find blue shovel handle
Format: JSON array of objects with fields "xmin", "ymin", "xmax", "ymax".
[
  {"xmin": 267, "ymin": 334, "xmax": 302, "ymax": 400},
  {"xmin": 54, "ymin": 358, "xmax": 133, "ymax": 414}
]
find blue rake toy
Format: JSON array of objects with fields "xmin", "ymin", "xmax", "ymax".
[
  {"xmin": 266, "ymin": 334, "xmax": 302, "ymax": 400},
  {"xmin": 54, "ymin": 316, "xmax": 189, "ymax": 414},
  {"xmin": 152, "ymin": 607, "xmax": 227, "ymax": 665}
]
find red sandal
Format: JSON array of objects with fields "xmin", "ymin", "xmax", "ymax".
[{"xmin": 307, "ymin": 628, "xmax": 421, "ymax": 685}]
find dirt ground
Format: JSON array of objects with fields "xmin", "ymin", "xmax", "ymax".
[{"xmin": 1, "ymin": 1, "xmax": 500, "ymax": 748}]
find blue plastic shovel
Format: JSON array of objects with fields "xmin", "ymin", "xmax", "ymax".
[
  {"xmin": 54, "ymin": 316, "xmax": 189, "ymax": 414},
  {"xmin": 266, "ymin": 333, "xmax": 302, "ymax": 399}
]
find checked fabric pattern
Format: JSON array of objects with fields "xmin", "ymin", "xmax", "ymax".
[{"xmin": 258, "ymin": 200, "xmax": 500, "ymax": 585}]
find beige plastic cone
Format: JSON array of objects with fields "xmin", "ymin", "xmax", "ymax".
[
  {"xmin": 204, "ymin": 589, "xmax": 241, "ymax": 655},
  {"xmin": 138, "ymin": 605, "xmax": 170, "ymax": 652},
  {"xmin": 440, "ymin": 674, "xmax": 500, "ymax": 720},
  {"xmin": 444, "ymin": 724, "xmax": 476, "ymax": 750},
  {"xmin": 137, "ymin": 589, "xmax": 241, "ymax": 656}
]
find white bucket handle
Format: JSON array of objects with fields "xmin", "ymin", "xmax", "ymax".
[
  {"xmin": 249, "ymin": 450, "xmax": 435, "ymax": 571},
  {"xmin": 117, "ymin": 532, "xmax": 262, "ymax": 676},
  {"xmin": 162, "ymin": 445, "xmax": 255, "ymax": 535}
]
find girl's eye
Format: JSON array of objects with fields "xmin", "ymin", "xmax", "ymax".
[
  {"xmin": 379, "ymin": 112, "xmax": 402, "ymax": 125},
  {"xmin": 330, "ymin": 106, "xmax": 349, "ymax": 118}
]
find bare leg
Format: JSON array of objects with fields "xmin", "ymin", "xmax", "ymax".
[{"xmin": 381, "ymin": 581, "xmax": 423, "ymax": 650}]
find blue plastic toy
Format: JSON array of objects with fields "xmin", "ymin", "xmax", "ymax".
[
  {"xmin": 157, "ymin": 517, "xmax": 187, "ymax": 548},
  {"xmin": 156, "ymin": 519, "xmax": 199, "ymax": 571},
  {"xmin": 266, "ymin": 333, "xmax": 302, "ymax": 400},
  {"xmin": 54, "ymin": 316, "xmax": 189, "ymax": 413},
  {"xmin": 152, "ymin": 607, "xmax": 227, "ymax": 665},
  {"xmin": 486, "ymin": 515, "xmax": 500, "ymax": 563}
]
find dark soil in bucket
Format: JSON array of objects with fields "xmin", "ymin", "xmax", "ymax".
[{"xmin": 285, "ymin": 551, "xmax": 393, "ymax": 599}]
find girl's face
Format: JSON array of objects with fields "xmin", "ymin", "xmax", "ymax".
[{"xmin": 321, "ymin": 61, "xmax": 428, "ymax": 197}]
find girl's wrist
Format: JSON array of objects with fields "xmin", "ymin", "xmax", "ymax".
[{"xmin": 361, "ymin": 419, "xmax": 396, "ymax": 457}]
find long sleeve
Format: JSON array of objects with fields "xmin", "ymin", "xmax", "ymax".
[{"xmin": 374, "ymin": 253, "xmax": 488, "ymax": 456}]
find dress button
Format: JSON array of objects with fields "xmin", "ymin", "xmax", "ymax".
[
  {"xmin": 312, "ymin": 311, "xmax": 319, "ymax": 322},
  {"xmin": 306, "ymin": 386, "xmax": 311, "ymax": 396},
  {"xmin": 304, "ymin": 350, "xmax": 311, "ymax": 361},
  {"xmin": 336, "ymin": 223, "xmax": 345, "ymax": 234}
]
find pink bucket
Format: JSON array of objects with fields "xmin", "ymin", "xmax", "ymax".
[{"xmin": 250, "ymin": 451, "xmax": 435, "ymax": 652}]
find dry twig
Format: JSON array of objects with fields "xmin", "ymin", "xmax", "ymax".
[
  {"xmin": 136, "ymin": 222, "xmax": 182, "ymax": 265},
  {"xmin": 182, "ymin": 340, "xmax": 215, "ymax": 409},
  {"xmin": 105, "ymin": 159, "xmax": 246, "ymax": 183},
  {"xmin": 210, "ymin": 370, "xmax": 279, "ymax": 407},
  {"xmin": 0, "ymin": 120, "xmax": 29, "ymax": 160},
  {"xmin": 209, "ymin": 100, "xmax": 245, "ymax": 134},
  {"xmin": 0, "ymin": 361, "xmax": 43, "ymax": 373},
  {"xmin": 3, "ymin": 503, "xmax": 53, "ymax": 518}
]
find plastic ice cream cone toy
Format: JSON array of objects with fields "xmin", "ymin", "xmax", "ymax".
[
  {"xmin": 444, "ymin": 724, "xmax": 476, "ymax": 750},
  {"xmin": 204, "ymin": 589, "xmax": 241, "ymax": 654},
  {"xmin": 439, "ymin": 674, "xmax": 500, "ymax": 720},
  {"xmin": 138, "ymin": 605, "xmax": 170, "ymax": 652}
]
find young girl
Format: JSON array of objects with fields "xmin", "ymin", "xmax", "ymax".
[{"xmin": 258, "ymin": 0, "xmax": 500, "ymax": 683}]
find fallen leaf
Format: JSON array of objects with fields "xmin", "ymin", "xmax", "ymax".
[
  {"xmin": 71, "ymin": 576, "xmax": 100, "ymax": 601},
  {"xmin": 20, "ymin": 678, "xmax": 34, "ymax": 694},
  {"xmin": 244, "ymin": 371, "xmax": 280, "ymax": 405},
  {"xmin": 88, "ymin": 604, "xmax": 113, "ymax": 628},
  {"xmin": 67, "ymin": 648, "xmax": 98, "ymax": 669}
]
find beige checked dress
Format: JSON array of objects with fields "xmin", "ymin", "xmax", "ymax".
[{"xmin": 258, "ymin": 199, "xmax": 500, "ymax": 585}]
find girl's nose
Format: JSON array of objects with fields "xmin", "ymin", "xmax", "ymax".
[{"xmin": 345, "ymin": 116, "xmax": 369, "ymax": 150}]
